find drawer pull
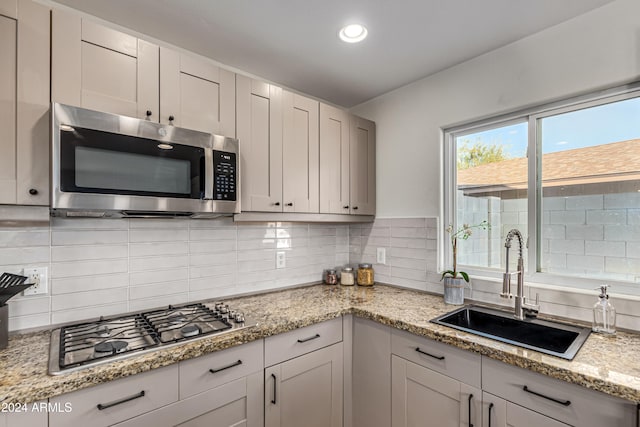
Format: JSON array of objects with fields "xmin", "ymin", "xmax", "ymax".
[
  {"xmin": 468, "ymin": 394, "xmax": 474, "ymax": 427},
  {"xmin": 297, "ymin": 333, "xmax": 320, "ymax": 343},
  {"xmin": 209, "ymin": 359, "xmax": 243, "ymax": 374},
  {"xmin": 415, "ymin": 347, "xmax": 445, "ymax": 360},
  {"xmin": 522, "ymin": 385, "xmax": 571, "ymax": 406},
  {"xmin": 636, "ymin": 403, "xmax": 639, "ymax": 427},
  {"xmin": 488, "ymin": 402, "xmax": 494, "ymax": 427},
  {"xmin": 96, "ymin": 390, "xmax": 145, "ymax": 410},
  {"xmin": 271, "ymin": 373, "xmax": 277, "ymax": 405}
]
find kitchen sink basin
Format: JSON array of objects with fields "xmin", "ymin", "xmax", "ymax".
[{"xmin": 431, "ymin": 305, "xmax": 591, "ymax": 360}]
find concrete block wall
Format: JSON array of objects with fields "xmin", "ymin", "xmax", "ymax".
[{"xmin": 456, "ymin": 192, "xmax": 640, "ymax": 284}]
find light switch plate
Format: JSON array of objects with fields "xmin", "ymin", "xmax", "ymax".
[
  {"xmin": 276, "ymin": 251, "xmax": 286, "ymax": 269},
  {"xmin": 376, "ymin": 247, "xmax": 386, "ymax": 264}
]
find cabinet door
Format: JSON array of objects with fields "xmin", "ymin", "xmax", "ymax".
[
  {"xmin": 52, "ymin": 10, "xmax": 159, "ymax": 120},
  {"xmin": 236, "ymin": 75, "xmax": 283, "ymax": 211},
  {"xmin": 0, "ymin": 400, "xmax": 47, "ymax": 427},
  {"xmin": 391, "ymin": 355, "xmax": 480, "ymax": 427},
  {"xmin": 282, "ymin": 91, "xmax": 319, "ymax": 213},
  {"xmin": 160, "ymin": 47, "xmax": 235, "ymax": 136},
  {"xmin": 353, "ymin": 317, "xmax": 391, "ymax": 427},
  {"xmin": 482, "ymin": 393, "xmax": 572, "ymax": 427},
  {"xmin": 265, "ymin": 342, "xmax": 343, "ymax": 427},
  {"xmin": 319, "ymin": 104, "xmax": 350, "ymax": 214},
  {"xmin": 113, "ymin": 372, "xmax": 263, "ymax": 427},
  {"xmin": 349, "ymin": 116, "xmax": 375, "ymax": 215},
  {"xmin": 0, "ymin": 13, "xmax": 17, "ymax": 204},
  {"xmin": 16, "ymin": 0, "xmax": 49, "ymax": 205}
]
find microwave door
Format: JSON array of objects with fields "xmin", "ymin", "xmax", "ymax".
[{"xmin": 56, "ymin": 125, "xmax": 209, "ymax": 213}]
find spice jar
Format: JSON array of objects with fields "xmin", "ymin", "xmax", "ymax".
[
  {"xmin": 340, "ymin": 267, "xmax": 355, "ymax": 286},
  {"xmin": 324, "ymin": 269, "xmax": 338, "ymax": 285},
  {"xmin": 357, "ymin": 263, "xmax": 374, "ymax": 286}
]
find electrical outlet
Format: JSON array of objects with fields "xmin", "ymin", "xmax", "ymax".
[
  {"xmin": 376, "ymin": 247, "xmax": 386, "ymax": 264},
  {"xmin": 22, "ymin": 267, "xmax": 48, "ymax": 296},
  {"xmin": 276, "ymin": 251, "xmax": 286, "ymax": 269}
]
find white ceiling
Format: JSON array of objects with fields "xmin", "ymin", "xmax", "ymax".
[{"xmin": 51, "ymin": 0, "xmax": 614, "ymax": 108}]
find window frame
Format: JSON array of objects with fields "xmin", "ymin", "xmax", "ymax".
[{"xmin": 442, "ymin": 82, "xmax": 640, "ymax": 295}]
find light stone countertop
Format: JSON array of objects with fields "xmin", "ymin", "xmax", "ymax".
[{"xmin": 1, "ymin": 283, "xmax": 639, "ymax": 404}]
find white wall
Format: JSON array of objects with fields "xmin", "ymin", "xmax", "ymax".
[{"xmin": 351, "ymin": 0, "xmax": 640, "ymax": 218}]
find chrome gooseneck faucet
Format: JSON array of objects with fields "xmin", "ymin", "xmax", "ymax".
[{"xmin": 501, "ymin": 229, "xmax": 539, "ymax": 320}]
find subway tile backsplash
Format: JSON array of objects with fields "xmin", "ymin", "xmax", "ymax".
[
  {"xmin": 3, "ymin": 215, "xmax": 640, "ymax": 333},
  {"xmin": 1, "ymin": 217, "xmax": 349, "ymax": 331}
]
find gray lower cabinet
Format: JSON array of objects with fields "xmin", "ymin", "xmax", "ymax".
[
  {"xmin": 49, "ymin": 340, "xmax": 264, "ymax": 427},
  {"xmin": 391, "ymin": 355, "xmax": 481, "ymax": 427},
  {"xmin": 352, "ymin": 317, "xmax": 391, "ymax": 427},
  {"xmin": 482, "ymin": 357, "xmax": 636, "ymax": 427},
  {"xmin": 265, "ymin": 343, "xmax": 343, "ymax": 427},
  {"xmin": 113, "ymin": 372, "xmax": 263, "ymax": 427},
  {"xmin": 0, "ymin": 401, "xmax": 47, "ymax": 427},
  {"xmin": 264, "ymin": 317, "xmax": 344, "ymax": 427},
  {"xmin": 482, "ymin": 392, "xmax": 571, "ymax": 427}
]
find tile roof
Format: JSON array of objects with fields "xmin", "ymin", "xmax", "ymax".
[{"xmin": 457, "ymin": 139, "xmax": 640, "ymax": 191}]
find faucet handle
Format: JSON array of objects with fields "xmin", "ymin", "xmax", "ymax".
[
  {"xmin": 501, "ymin": 272, "xmax": 517, "ymax": 299},
  {"xmin": 523, "ymin": 293, "xmax": 540, "ymax": 318}
]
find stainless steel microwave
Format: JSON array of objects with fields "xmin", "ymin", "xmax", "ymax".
[{"xmin": 51, "ymin": 103, "xmax": 240, "ymax": 218}]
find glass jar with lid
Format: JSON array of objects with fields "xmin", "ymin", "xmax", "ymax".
[
  {"xmin": 324, "ymin": 269, "xmax": 338, "ymax": 285},
  {"xmin": 357, "ymin": 263, "xmax": 374, "ymax": 286},
  {"xmin": 340, "ymin": 267, "xmax": 355, "ymax": 286}
]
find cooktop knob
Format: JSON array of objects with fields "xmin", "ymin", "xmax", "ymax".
[{"xmin": 234, "ymin": 312, "xmax": 245, "ymax": 323}]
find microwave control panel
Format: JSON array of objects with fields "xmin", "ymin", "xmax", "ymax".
[{"xmin": 213, "ymin": 151, "xmax": 237, "ymax": 201}]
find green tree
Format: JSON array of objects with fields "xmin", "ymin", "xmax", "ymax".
[{"xmin": 457, "ymin": 140, "xmax": 510, "ymax": 169}]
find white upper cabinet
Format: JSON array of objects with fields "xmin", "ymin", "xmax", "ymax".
[
  {"xmin": 282, "ymin": 91, "xmax": 319, "ymax": 213},
  {"xmin": 237, "ymin": 75, "xmax": 283, "ymax": 212},
  {"xmin": 0, "ymin": 12, "xmax": 17, "ymax": 205},
  {"xmin": 237, "ymin": 79, "xmax": 320, "ymax": 214},
  {"xmin": 319, "ymin": 104, "xmax": 350, "ymax": 214},
  {"xmin": 52, "ymin": 10, "xmax": 159, "ymax": 121},
  {"xmin": 160, "ymin": 47, "xmax": 235, "ymax": 137},
  {"xmin": 349, "ymin": 116, "xmax": 376, "ymax": 215},
  {"xmin": 0, "ymin": 0, "xmax": 49, "ymax": 205}
]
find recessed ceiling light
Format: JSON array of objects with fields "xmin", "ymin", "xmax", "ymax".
[{"xmin": 339, "ymin": 24, "xmax": 368, "ymax": 43}]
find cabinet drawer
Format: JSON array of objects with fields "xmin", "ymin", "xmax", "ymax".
[
  {"xmin": 113, "ymin": 372, "xmax": 263, "ymax": 427},
  {"xmin": 179, "ymin": 339, "xmax": 264, "ymax": 399},
  {"xmin": 49, "ymin": 364, "xmax": 178, "ymax": 427},
  {"xmin": 482, "ymin": 357, "xmax": 636, "ymax": 427},
  {"xmin": 265, "ymin": 317, "xmax": 342, "ymax": 367},
  {"xmin": 391, "ymin": 328, "xmax": 481, "ymax": 388}
]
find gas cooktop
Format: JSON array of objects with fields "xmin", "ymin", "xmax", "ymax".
[{"xmin": 48, "ymin": 301, "xmax": 255, "ymax": 375}]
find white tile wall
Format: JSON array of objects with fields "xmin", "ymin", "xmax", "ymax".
[
  {"xmin": 353, "ymin": 217, "xmax": 640, "ymax": 332},
  {"xmin": 349, "ymin": 217, "xmax": 437, "ymax": 290},
  {"xmin": 4, "ymin": 215, "xmax": 640, "ymax": 333},
  {"xmin": 1, "ymin": 217, "xmax": 349, "ymax": 331}
]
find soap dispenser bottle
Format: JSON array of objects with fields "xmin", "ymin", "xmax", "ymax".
[{"xmin": 593, "ymin": 285, "xmax": 616, "ymax": 334}]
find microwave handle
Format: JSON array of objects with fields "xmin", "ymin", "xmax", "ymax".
[{"xmin": 203, "ymin": 149, "xmax": 214, "ymax": 200}]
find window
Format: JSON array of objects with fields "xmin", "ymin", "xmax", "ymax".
[{"xmin": 444, "ymin": 86, "xmax": 640, "ymax": 295}]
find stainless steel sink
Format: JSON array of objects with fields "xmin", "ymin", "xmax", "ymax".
[{"xmin": 431, "ymin": 305, "xmax": 591, "ymax": 360}]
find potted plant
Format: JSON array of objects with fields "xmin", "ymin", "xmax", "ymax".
[{"xmin": 441, "ymin": 220, "xmax": 489, "ymax": 304}]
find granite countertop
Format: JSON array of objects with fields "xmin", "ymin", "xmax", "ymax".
[{"xmin": 1, "ymin": 284, "xmax": 640, "ymax": 404}]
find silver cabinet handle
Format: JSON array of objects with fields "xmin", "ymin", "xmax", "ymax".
[
  {"xmin": 97, "ymin": 390, "xmax": 145, "ymax": 410},
  {"xmin": 209, "ymin": 359, "xmax": 242, "ymax": 374},
  {"xmin": 522, "ymin": 385, "xmax": 571, "ymax": 406},
  {"xmin": 297, "ymin": 333, "xmax": 320, "ymax": 343},
  {"xmin": 415, "ymin": 347, "xmax": 445, "ymax": 360}
]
